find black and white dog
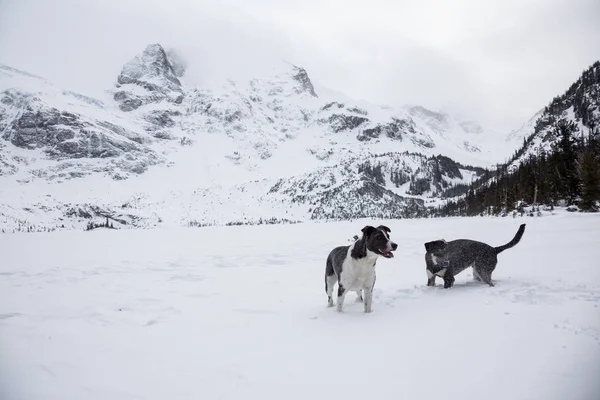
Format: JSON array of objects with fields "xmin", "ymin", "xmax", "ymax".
[
  {"xmin": 424, "ymin": 224, "xmax": 526, "ymax": 288},
  {"xmin": 325, "ymin": 225, "xmax": 398, "ymax": 313}
]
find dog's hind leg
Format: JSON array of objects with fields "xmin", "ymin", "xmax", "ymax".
[
  {"xmin": 336, "ymin": 284, "xmax": 347, "ymax": 312},
  {"xmin": 325, "ymin": 273, "xmax": 337, "ymax": 307},
  {"xmin": 478, "ymin": 270, "xmax": 495, "ymax": 287},
  {"xmin": 476, "ymin": 258, "xmax": 497, "ymax": 287},
  {"xmin": 472, "ymin": 267, "xmax": 482, "ymax": 282},
  {"xmin": 355, "ymin": 290, "xmax": 363, "ymax": 303}
]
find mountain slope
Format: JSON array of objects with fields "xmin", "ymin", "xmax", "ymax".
[
  {"xmin": 506, "ymin": 61, "xmax": 600, "ymax": 168},
  {"xmin": 0, "ymin": 64, "xmax": 165, "ymax": 182},
  {"xmin": 0, "ymin": 44, "xmax": 510, "ymax": 231},
  {"xmin": 437, "ymin": 60, "xmax": 600, "ymax": 216}
]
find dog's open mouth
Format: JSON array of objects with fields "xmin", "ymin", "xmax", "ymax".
[{"xmin": 379, "ymin": 249, "xmax": 394, "ymax": 258}]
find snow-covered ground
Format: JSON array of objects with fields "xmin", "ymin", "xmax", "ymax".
[{"xmin": 1, "ymin": 213, "xmax": 599, "ymax": 400}]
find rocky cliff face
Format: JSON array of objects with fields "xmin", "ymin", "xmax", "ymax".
[
  {"xmin": 292, "ymin": 66, "xmax": 318, "ymax": 97},
  {"xmin": 0, "ymin": 69, "xmax": 163, "ymax": 182},
  {"xmin": 2, "ymin": 91, "xmax": 140, "ymax": 158}
]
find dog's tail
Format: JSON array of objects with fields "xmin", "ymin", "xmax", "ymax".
[{"xmin": 494, "ymin": 224, "xmax": 526, "ymax": 254}]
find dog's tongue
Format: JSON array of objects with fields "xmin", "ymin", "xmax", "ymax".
[{"xmin": 381, "ymin": 250, "xmax": 394, "ymax": 258}]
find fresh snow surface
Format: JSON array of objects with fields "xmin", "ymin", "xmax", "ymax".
[{"xmin": 1, "ymin": 213, "xmax": 599, "ymax": 400}]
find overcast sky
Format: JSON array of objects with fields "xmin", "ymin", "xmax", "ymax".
[{"xmin": 1, "ymin": 0, "xmax": 598, "ymax": 132}]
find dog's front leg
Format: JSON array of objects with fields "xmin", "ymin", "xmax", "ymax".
[
  {"xmin": 364, "ymin": 274, "xmax": 376, "ymax": 313},
  {"xmin": 443, "ymin": 275, "xmax": 455, "ymax": 289},
  {"xmin": 426, "ymin": 269, "xmax": 436, "ymax": 287},
  {"xmin": 336, "ymin": 285, "xmax": 347, "ymax": 312}
]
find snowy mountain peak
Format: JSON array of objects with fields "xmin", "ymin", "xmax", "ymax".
[
  {"xmin": 407, "ymin": 105, "xmax": 447, "ymax": 124},
  {"xmin": 406, "ymin": 105, "xmax": 485, "ymax": 137},
  {"xmin": 458, "ymin": 120, "xmax": 484, "ymax": 135},
  {"xmin": 291, "ymin": 65, "xmax": 318, "ymax": 97},
  {"xmin": 117, "ymin": 44, "xmax": 181, "ymax": 87},
  {"xmin": 114, "ymin": 43, "xmax": 184, "ymax": 111},
  {"xmin": 165, "ymin": 48, "xmax": 187, "ymax": 78},
  {"xmin": 505, "ymin": 109, "xmax": 544, "ymax": 144},
  {"xmin": 0, "ymin": 64, "xmax": 46, "ymax": 82}
]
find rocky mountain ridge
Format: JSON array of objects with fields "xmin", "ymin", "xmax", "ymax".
[{"xmin": 0, "ymin": 43, "xmax": 514, "ymax": 231}]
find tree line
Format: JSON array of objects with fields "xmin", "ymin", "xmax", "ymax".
[
  {"xmin": 85, "ymin": 217, "xmax": 116, "ymax": 231},
  {"xmin": 436, "ymin": 119, "xmax": 599, "ymax": 216}
]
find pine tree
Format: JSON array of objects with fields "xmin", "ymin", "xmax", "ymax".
[
  {"xmin": 579, "ymin": 150, "xmax": 600, "ymax": 211},
  {"xmin": 537, "ymin": 151, "xmax": 549, "ymax": 205},
  {"xmin": 552, "ymin": 119, "xmax": 581, "ymax": 204},
  {"xmin": 588, "ymin": 122, "xmax": 600, "ymax": 155}
]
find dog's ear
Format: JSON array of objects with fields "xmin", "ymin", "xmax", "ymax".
[
  {"xmin": 424, "ymin": 240, "xmax": 447, "ymax": 253},
  {"xmin": 378, "ymin": 225, "xmax": 391, "ymax": 234},
  {"xmin": 361, "ymin": 225, "xmax": 376, "ymax": 237}
]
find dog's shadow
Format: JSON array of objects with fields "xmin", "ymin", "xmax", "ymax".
[
  {"xmin": 428, "ymin": 279, "xmax": 506, "ymax": 291},
  {"xmin": 388, "ymin": 279, "xmax": 508, "ymax": 300}
]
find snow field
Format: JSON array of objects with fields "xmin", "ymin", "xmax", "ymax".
[{"xmin": 1, "ymin": 213, "xmax": 599, "ymax": 399}]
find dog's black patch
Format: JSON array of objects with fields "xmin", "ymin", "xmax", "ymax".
[
  {"xmin": 352, "ymin": 225, "xmax": 397, "ymax": 259},
  {"xmin": 350, "ymin": 236, "xmax": 367, "ymax": 259},
  {"xmin": 361, "ymin": 225, "xmax": 376, "ymax": 237},
  {"xmin": 377, "ymin": 225, "xmax": 391, "ymax": 234},
  {"xmin": 425, "ymin": 240, "xmax": 447, "ymax": 254},
  {"xmin": 337, "ymin": 284, "xmax": 346, "ymax": 298}
]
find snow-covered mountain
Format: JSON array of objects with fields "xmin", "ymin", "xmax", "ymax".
[
  {"xmin": 505, "ymin": 108, "xmax": 544, "ymax": 146},
  {"xmin": 505, "ymin": 61, "xmax": 600, "ymax": 168},
  {"xmin": 0, "ymin": 44, "xmax": 510, "ymax": 231}
]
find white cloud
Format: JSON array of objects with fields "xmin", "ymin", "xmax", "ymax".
[{"xmin": 0, "ymin": 0, "xmax": 598, "ymax": 132}]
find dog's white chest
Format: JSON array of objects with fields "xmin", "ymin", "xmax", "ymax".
[
  {"xmin": 426, "ymin": 268, "xmax": 447, "ymax": 278},
  {"xmin": 340, "ymin": 249, "xmax": 377, "ymax": 290}
]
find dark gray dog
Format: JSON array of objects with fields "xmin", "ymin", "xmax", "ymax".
[
  {"xmin": 325, "ymin": 225, "xmax": 398, "ymax": 313},
  {"xmin": 424, "ymin": 224, "xmax": 526, "ymax": 288}
]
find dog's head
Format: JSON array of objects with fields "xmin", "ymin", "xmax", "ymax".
[
  {"xmin": 361, "ymin": 225, "xmax": 398, "ymax": 258},
  {"xmin": 424, "ymin": 239, "xmax": 447, "ymax": 256}
]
